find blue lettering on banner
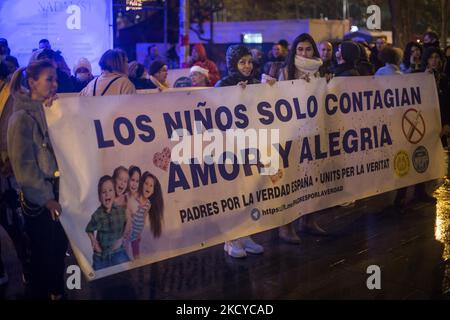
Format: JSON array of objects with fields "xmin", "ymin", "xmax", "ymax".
[
  {"xmin": 94, "ymin": 115, "xmax": 156, "ymax": 149},
  {"xmin": 299, "ymin": 125, "xmax": 392, "ymax": 163}
]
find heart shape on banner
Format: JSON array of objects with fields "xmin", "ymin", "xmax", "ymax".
[{"xmin": 153, "ymin": 147, "xmax": 171, "ymax": 171}]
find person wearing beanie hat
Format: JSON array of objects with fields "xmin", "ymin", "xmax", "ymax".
[
  {"xmin": 215, "ymin": 44, "xmax": 260, "ymax": 88},
  {"xmin": 189, "ymin": 65, "xmax": 210, "ymax": 87},
  {"xmin": 71, "ymin": 57, "xmax": 94, "ymax": 92},
  {"xmin": 149, "ymin": 60, "xmax": 169, "ymax": 90},
  {"xmin": 189, "ymin": 44, "xmax": 220, "ymax": 86},
  {"xmin": 333, "ymin": 41, "xmax": 361, "ymax": 77}
]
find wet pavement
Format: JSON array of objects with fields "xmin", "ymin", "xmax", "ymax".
[{"xmin": 1, "ymin": 157, "xmax": 450, "ymax": 300}]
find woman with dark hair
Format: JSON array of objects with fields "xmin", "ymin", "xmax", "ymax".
[
  {"xmin": 215, "ymin": 44, "xmax": 260, "ymax": 88},
  {"xmin": 400, "ymin": 42, "xmax": 422, "ymax": 73},
  {"xmin": 279, "ymin": 33, "xmax": 322, "ymax": 82},
  {"xmin": 80, "ymin": 48, "xmax": 136, "ymax": 96},
  {"xmin": 215, "ymin": 44, "xmax": 264, "ymax": 258},
  {"xmin": 128, "ymin": 61, "xmax": 157, "ymax": 90},
  {"xmin": 140, "ymin": 171, "xmax": 164, "ymax": 238},
  {"xmin": 277, "ymin": 34, "xmax": 329, "ymax": 242},
  {"xmin": 7, "ymin": 60, "xmax": 68, "ymax": 299}
]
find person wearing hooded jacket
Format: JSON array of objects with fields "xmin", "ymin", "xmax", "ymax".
[
  {"xmin": 333, "ymin": 41, "xmax": 361, "ymax": 77},
  {"xmin": 215, "ymin": 45, "xmax": 260, "ymax": 88},
  {"xmin": 189, "ymin": 44, "xmax": 220, "ymax": 86},
  {"xmin": 214, "ymin": 45, "xmax": 263, "ymax": 259}
]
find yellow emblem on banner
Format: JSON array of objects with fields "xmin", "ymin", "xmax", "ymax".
[{"xmin": 394, "ymin": 151, "xmax": 410, "ymax": 177}]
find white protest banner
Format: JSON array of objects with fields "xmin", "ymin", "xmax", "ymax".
[{"xmin": 46, "ymin": 73, "xmax": 445, "ymax": 280}]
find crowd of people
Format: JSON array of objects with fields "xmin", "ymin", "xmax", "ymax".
[{"xmin": 0, "ymin": 31, "xmax": 449, "ymax": 299}]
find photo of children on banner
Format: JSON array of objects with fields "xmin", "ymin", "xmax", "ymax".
[
  {"xmin": 86, "ymin": 166, "xmax": 164, "ymax": 270},
  {"xmin": 125, "ymin": 169, "xmax": 164, "ymax": 260},
  {"xmin": 86, "ymin": 175, "xmax": 130, "ymax": 270}
]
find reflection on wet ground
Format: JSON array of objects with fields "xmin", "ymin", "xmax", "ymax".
[{"xmin": 1, "ymin": 154, "xmax": 450, "ymax": 299}]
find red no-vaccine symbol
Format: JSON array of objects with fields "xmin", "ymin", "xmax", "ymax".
[{"xmin": 402, "ymin": 108, "xmax": 426, "ymax": 144}]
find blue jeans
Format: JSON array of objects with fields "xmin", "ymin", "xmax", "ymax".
[{"xmin": 92, "ymin": 248, "xmax": 130, "ymax": 270}]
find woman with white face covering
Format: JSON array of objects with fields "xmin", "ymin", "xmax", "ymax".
[
  {"xmin": 279, "ymin": 33, "xmax": 323, "ymax": 82},
  {"xmin": 277, "ymin": 33, "xmax": 329, "ymax": 243},
  {"xmin": 72, "ymin": 57, "xmax": 94, "ymax": 92}
]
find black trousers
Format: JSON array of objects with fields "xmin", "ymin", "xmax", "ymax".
[{"xmin": 24, "ymin": 210, "xmax": 68, "ymax": 299}]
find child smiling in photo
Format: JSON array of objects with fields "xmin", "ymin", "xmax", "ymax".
[
  {"xmin": 86, "ymin": 175, "xmax": 130, "ymax": 270},
  {"xmin": 112, "ymin": 166, "xmax": 129, "ymax": 209}
]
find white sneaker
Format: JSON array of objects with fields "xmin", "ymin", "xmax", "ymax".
[
  {"xmin": 240, "ymin": 236, "xmax": 264, "ymax": 254},
  {"xmin": 0, "ymin": 272, "xmax": 8, "ymax": 286},
  {"xmin": 224, "ymin": 240, "xmax": 247, "ymax": 258}
]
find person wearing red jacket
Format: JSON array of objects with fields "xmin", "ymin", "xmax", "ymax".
[{"xmin": 189, "ymin": 44, "xmax": 220, "ymax": 86}]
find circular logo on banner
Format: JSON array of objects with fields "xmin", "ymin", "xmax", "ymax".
[
  {"xmin": 173, "ymin": 76, "xmax": 192, "ymax": 88},
  {"xmin": 250, "ymin": 208, "xmax": 261, "ymax": 221},
  {"xmin": 412, "ymin": 146, "xmax": 429, "ymax": 173},
  {"xmin": 394, "ymin": 150, "xmax": 410, "ymax": 177},
  {"xmin": 402, "ymin": 108, "xmax": 426, "ymax": 144}
]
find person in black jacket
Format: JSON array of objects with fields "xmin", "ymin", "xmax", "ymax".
[
  {"xmin": 215, "ymin": 45, "xmax": 260, "ymax": 88},
  {"xmin": 422, "ymin": 47, "xmax": 450, "ymax": 139},
  {"xmin": 356, "ymin": 42, "xmax": 374, "ymax": 76},
  {"xmin": 333, "ymin": 41, "xmax": 361, "ymax": 77},
  {"xmin": 214, "ymin": 45, "xmax": 263, "ymax": 259}
]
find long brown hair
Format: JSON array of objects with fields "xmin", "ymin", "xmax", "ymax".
[
  {"xmin": 139, "ymin": 171, "xmax": 164, "ymax": 237},
  {"xmin": 286, "ymin": 33, "xmax": 320, "ymax": 80},
  {"xmin": 9, "ymin": 60, "xmax": 55, "ymax": 97}
]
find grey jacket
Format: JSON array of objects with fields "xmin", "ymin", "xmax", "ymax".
[{"xmin": 7, "ymin": 93, "xmax": 58, "ymax": 206}]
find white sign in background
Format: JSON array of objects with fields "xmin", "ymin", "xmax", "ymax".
[
  {"xmin": 0, "ymin": 0, "xmax": 112, "ymax": 75},
  {"xmin": 46, "ymin": 73, "xmax": 445, "ymax": 280}
]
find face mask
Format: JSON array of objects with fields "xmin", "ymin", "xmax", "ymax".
[{"xmin": 76, "ymin": 72, "xmax": 91, "ymax": 82}]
